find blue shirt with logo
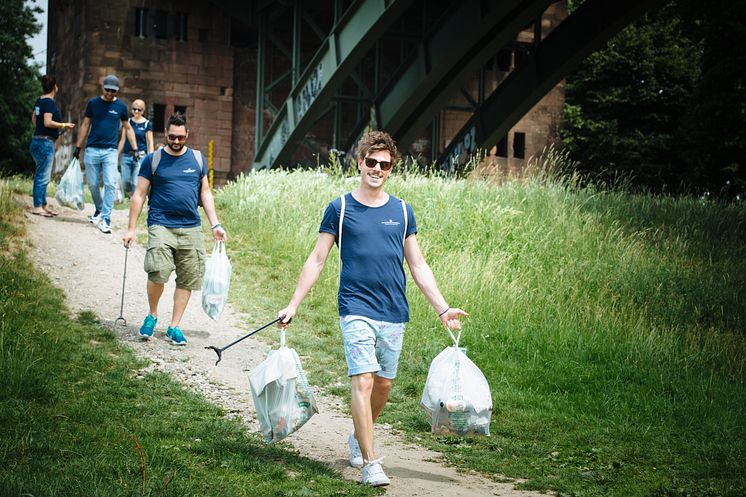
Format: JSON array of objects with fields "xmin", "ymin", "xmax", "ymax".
[
  {"xmin": 139, "ymin": 148, "xmax": 205, "ymax": 228},
  {"xmin": 320, "ymin": 193, "xmax": 417, "ymax": 323},
  {"xmin": 84, "ymin": 97, "xmax": 128, "ymax": 149},
  {"xmin": 123, "ymin": 118, "xmax": 152, "ymax": 153},
  {"xmin": 33, "ymin": 97, "xmax": 62, "ymax": 140}
]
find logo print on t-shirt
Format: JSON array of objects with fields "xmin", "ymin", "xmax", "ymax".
[
  {"xmin": 381, "ymin": 219, "xmax": 400, "ymax": 226},
  {"xmin": 183, "ymin": 168, "xmax": 196, "ymax": 173},
  {"xmin": 108, "ymin": 110, "xmax": 118, "ymax": 115}
]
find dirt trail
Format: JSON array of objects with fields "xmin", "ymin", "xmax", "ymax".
[{"xmin": 22, "ymin": 198, "xmax": 543, "ymax": 497}]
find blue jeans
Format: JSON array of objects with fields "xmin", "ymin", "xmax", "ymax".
[
  {"xmin": 84, "ymin": 147, "xmax": 118, "ymax": 221},
  {"xmin": 29, "ymin": 137, "xmax": 55, "ymax": 208},
  {"xmin": 121, "ymin": 154, "xmax": 142, "ymax": 196}
]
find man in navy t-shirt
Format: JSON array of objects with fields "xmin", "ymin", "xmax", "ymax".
[
  {"xmin": 277, "ymin": 131, "xmax": 468, "ymax": 487},
  {"xmin": 73, "ymin": 74, "xmax": 138, "ymax": 234},
  {"xmin": 122, "ymin": 112, "xmax": 226, "ymax": 347}
]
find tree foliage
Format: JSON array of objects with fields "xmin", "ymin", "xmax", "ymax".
[
  {"xmin": 562, "ymin": 1, "xmax": 746, "ymax": 196},
  {"xmin": 0, "ymin": 0, "xmax": 42, "ymax": 175}
]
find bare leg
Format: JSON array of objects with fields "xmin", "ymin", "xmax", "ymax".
[
  {"xmin": 146, "ymin": 280, "xmax": 164, "ymax": 317},
  {"xmin": 169, "ymin": 287, "xmax": 191, "ymax": 328},
  {"xmin": 351, "ymin": 373, "xmax": 376, "ymax": 461},
  {"xmin": 370, "ymin": 376, "xmax": 393, "ymax": 422}
]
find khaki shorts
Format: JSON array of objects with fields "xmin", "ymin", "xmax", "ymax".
[{"xmin": 144, "ymin": 225, "xmax": 206, "ymax": 290}]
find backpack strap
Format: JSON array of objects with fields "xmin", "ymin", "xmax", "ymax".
[
  {"xmin": 401, "ymin": 199, "xmax": 408, "ymax": 247},
  {"xmin": 338, "ymin": 194, "xmax": 346, "ymax": 287},
  {"xmin": 192, "ymin": 148, "xmax": 205, "ymax": 176},
  {"xmin": 151, "ymin": 148, "xmax": 162, "ymax": 175}
]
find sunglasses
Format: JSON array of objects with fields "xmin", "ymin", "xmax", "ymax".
[
  {"xmin": 132, "ymin": 107, "xmax": 143, "ymax": 112},
  {"xmin": 167, "ymin": 134, "xmax": 188, "ymax": 142},
  {"xmin": 104, "ymin": 88, "xmax": 118, "ymax": 93},
  {"xmin": 363, "ymin": 156, "xmax": 393, "ymax": 171}
]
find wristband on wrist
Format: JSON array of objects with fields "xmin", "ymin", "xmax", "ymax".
[
  {"xmin": 211, "ymin": 223, "xmax": 221, "ymax": 230},
  {"xmin": 438, "ymin": 306, "xmax": 450, "ymax": 317},
  {"xmin": 60, "ymin": 123, "xmax": 66, "ymax": 129}
]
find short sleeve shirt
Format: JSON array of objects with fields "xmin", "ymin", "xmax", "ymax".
[
  {"xmin": 84, "ymin": 97, "xmax": 128, "ymax": 149},
  {"xmin": 139, "ymin": 148, "xmax": 205, "ymax": 228},
  {"xmin": 320, "ymin": 193, "xmax": 417, "ymax": 322},
  {"xmin": 33, "ymin": 97, "xmax": 62, "ymax": 140},
  {"xmin": 123, "ymin": 118, "xmax": 152, "ymax": 153}
]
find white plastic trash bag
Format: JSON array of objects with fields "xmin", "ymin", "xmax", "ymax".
[
  {"xmin": 249, "ymin": 329, "xmax": 318, "ymax": 443},
  {"xmin": 201, "ymin": 241, "xmax": 232, "ymax": 320},
  {"xmin": 421, "ymin": 329, "xmax": 492, "ymax": 436},
  {"xmin": 114, "ymin": 172, "xmax": 125, "ymax": 204},
  {"xmin": 55, "ymin": 157, "xmax": 85, "ymax": 210}
]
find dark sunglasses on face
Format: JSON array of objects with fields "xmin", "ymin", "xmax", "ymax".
[
  {"xmin": 132, "ymin": 107, "xmax": 143, "ymax": 112},
  {"xmin": 167, "ymin": 134, "xmax": 188, "ymax": 142},
  {"xmin": 364, "ymin": 156, "xmax": 393, "ymax": 171},
  {"xmin": 104, "ymin": 88, "xmax": 117, "ymax": 93}
]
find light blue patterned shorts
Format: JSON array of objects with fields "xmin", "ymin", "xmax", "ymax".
[{"xmin": 340, "ymin": 315, "xmax": 406, "ymax": 379}]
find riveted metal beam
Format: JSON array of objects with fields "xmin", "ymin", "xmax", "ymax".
[
  {"xmin": 253, "ymin": 0, "xmax": 417, "ymax": 170},
  {"xmin": 437, "ymin": 0, "xmax": 662, "ymax": 171}
]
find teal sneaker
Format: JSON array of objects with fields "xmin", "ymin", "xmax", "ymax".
[
  {"xmin": 166, "ymin": 326, "xmax": 187, "ymax": 346},
  {"xmin": 138, "ymin": 314, "xmax": 157, "ymax": 339}
]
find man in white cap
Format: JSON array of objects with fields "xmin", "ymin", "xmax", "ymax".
[{"xmin": 74, "ymin": 74, "xmax": 137, "ymax": 233}]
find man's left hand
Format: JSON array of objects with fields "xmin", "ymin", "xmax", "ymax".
[
  {"xmin": 439, "ymin": 307, "xmax": 469, "ymax": 330},
  {"xmin": 212, "ymin": 226, "xmax": 227, "ymax": 242}
]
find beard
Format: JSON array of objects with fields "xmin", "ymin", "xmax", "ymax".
[{"xmin": 167, "ymin": 141, "xmax": 184, "ymax": 152}]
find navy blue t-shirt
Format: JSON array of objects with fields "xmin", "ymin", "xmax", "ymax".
[
  {"xmin": 139, "ymin": 148, "xmax": 205, "ymax": 228},
  {"xmin": 84, "ymin": 97, "xmax": 128, "ymax": 149},
  {"xmin": 33, "ymin": 97, "xmax": 61, "ymax": 140},
  {"xmin": 123, "ymin": 118, "xmax": 152, "ymax": 153},
  {"xmin": 320, "ymin": 193, "xmax": 417, "ymax": 322}
]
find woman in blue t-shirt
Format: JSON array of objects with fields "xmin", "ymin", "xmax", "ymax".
[
  {"xmin": 29, "ymin": 74, "xmax": 75, "ymax": 217},
  {"xmin": 118, "ymin": 98, "xmax": 154, "ymax": 196}
]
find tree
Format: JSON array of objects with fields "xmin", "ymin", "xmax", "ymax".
[
  {"xmin": 562, "ymin": 2, "xmax": 700, "ymax": 192},
  {"xmin": 0, "ymin": 0, "xmax": 42, "ymax": 175}
]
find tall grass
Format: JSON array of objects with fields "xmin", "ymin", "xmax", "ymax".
[{"xmin": 217, "ymin": 162, "xmax": 745, "ymax": 497}]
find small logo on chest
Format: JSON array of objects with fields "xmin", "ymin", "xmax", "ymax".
[
  {"xmin": 183, "ymin": 168, "xmax": 196, "ymax": 173},
  {"xmin": 381, "ymin": 219, "xmax": 400, "ymax": 226}
]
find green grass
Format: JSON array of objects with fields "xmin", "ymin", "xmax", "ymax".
[
  {"xmin": 0, "ymin": 179, "xmax": 378, "ymax": 496},
  {"xmin": 215, "ymin": 167, "xmax": 746, "ymax": 497}
]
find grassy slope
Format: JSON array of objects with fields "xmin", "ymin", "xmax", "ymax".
[
  {"xmin": 217, "ymin": 170, "xmax": 745, "ymax": 497},
  {"xmin": 0, "ymin": 179, "xmax": 378, "ymax": 497}
]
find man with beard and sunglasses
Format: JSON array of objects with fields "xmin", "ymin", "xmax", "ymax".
[
  {"xmin": 277, "ymin": 130, "xmax": 467, "ymax": 487},
  {"xmin": 122, "ymin": 112, "xmax": 226, "ymax": 346},
  {"xmin": 74, "ymin": 74, "xmax": 138, "ymax": 234}
]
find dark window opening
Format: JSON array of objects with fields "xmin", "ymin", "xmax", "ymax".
[
  {"xmin": 175, "ymin": 12, "xmax": 188, "ymax": 41},
  {"xmin": 514, "ymin": 48, "xmax": 528, "ymax": 69},
  {"xmin": 152, "ymin": 103, "xmax": 166, "ymax": 132},
  {"xmin": 496, "ymin": 135, "xmax": 508, "ymax": 157},
  {"xmin": 198, "ymin": 28, "xmax": 209, "ymax": 43},
  {"xmin": 513, "ymin": 132, "xmax": 526, "ymax": 159},
  {"xmin": 497, "ymin": 49, "xmax": 512, "ymax": 72},
  {"xmin": 135, "ymin": 8, "xmax": 147, "ymax": 37},
  {"xmin": 74, "ymin": 12, "xmax": 81, "ymax": 37},
  {"xmin": 219, "ymin": 87, "xmax": 226, "ymax": 96},
  {"xmin": 153, "ymin": 10, "xmax": 168, "ymax": 39},
  {"xmin": 174, "ymin": 105, "xmax": 187, "ymax": 117}
]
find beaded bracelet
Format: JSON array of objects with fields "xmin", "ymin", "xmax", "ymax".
[{"xmin": 211, "ymin": 223, "xmax": 221, "ymax": 230}]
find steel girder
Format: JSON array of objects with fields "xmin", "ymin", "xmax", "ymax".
[
  {"xmin": 437, "ymin": 0, "xmax": 662, "ymax": 170},
  {"xmin": 375, "ymin": 0, "xmax": 553, "ymax": 145},
  {"xmin": 253, "ymin": 0, "xmax": 416, "ymax": 170}
]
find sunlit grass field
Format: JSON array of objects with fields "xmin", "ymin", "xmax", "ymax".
[{"xmin": 216, "ymin": 166, "xmax": 745, "ymax": 497}]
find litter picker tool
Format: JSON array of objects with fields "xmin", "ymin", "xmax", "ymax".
[
  {"xmin": 114, "ymin": 246, "xmax": 129, "ymax": 327},
  {"xmin": 205, "ymin": 316, "xmax": 289, "ymax": 365}
]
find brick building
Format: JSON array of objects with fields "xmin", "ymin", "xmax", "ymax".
[{"xmin": 47, "ymin": 0, "xmax": 565, "ymax": 183}]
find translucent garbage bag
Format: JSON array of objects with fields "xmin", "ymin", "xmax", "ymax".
[
  {"xmin": 249, "ymin": 329, "xmax": 318, "ymax": 443},
  {"xmin": 201, "ymin": 241, "xmax": 232, "ymax": 320},
  {"xmin": 420, "ymin": 329, "xmax": 492, "ymax": 436},
  {"xmin": 55, "ymin": 157, "xmax": 85, "ymax": 210}
]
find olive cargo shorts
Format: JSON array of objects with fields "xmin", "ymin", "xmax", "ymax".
[{"xmin": 144, "ymin": 225, "xmax": 206, "ymax": 290}]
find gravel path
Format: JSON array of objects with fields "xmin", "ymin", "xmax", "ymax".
[{"xmin": 22, "ymin": 198, "xmax": 543, "ymax": 497}]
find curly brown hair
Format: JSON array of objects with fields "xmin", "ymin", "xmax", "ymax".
[{"xmin": 357, "ymin": 131, "xmax": 401, "ymax": 165}]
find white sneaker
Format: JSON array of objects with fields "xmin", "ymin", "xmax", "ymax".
[
  {"xmin": 348, "ymin": 432, "xmax": 364, "ymax": 468},
  {"xmin": 97, "ymin": 218, "xmax": 112, "ymax": 234},
  {"xmin": 361, "ymin": 458, "xmax": 389, "ymax": 486},
  {"xmin": 88, "ymin": 212, "xmax": 101, "ymax": 224}
]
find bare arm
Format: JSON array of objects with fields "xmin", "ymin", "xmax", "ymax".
[
  {"xmin": 146, "ymin": 130, "xmax": 154, "ymax": 153},
  {"xmin": 277, "ymin": 232, "xmax": 336, "ymax": 325},
  {"xmin": 117, "ymin": 126, "xmax": 126, "ymax": 155},
  {"xmin": 122, "ymin": 176, "xmax": 150, "ymax": 247},
  {"xmin": 404, "ymin": 234, "xmax": 468, "ymax": 329},
  {"xmin": 122, "ymin": 119, "xmax": 138, "ymax": 150},
  {"xmin": 199, "ymin": 176, "xmax": 226, "ymax": 242},
  {"xmin": 76, "ymin": 117, "xmax": 92, "ymax": 148}
]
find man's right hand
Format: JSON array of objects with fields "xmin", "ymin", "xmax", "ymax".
[
  {"xmin": 277, "ymin": 306, "xmax": 297, "ymax": 328},
  {"xmin": 122, "ymin": 228, "xmax": 136, "ymax": 248},
  {"xmin": 72, "ymin": 147, "xmax": 81, "ymax": 159}
]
